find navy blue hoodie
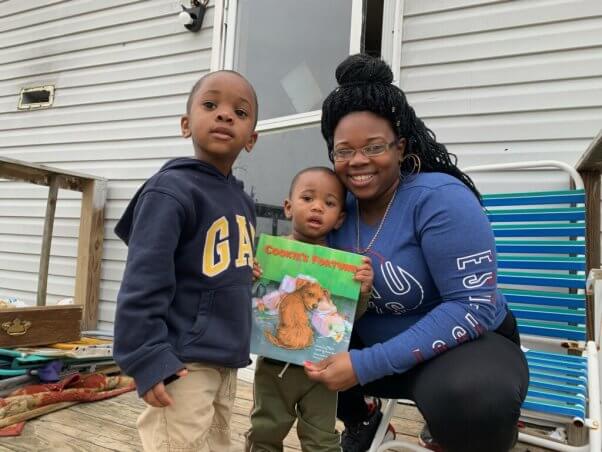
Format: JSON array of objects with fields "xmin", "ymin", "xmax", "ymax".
[{"xmin": 113, "ymin": 158, "xmax": 256, "ymax": 396}]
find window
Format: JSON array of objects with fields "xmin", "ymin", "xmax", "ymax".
[
  {"xmin": 232, "ymin": 0, "xmax": 354, "ymax": 121},
  {"xmin": 215, "ymin": 0, "xmax": 402, "ymax": 235}
]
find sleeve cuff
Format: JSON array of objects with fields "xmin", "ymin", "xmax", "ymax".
[
  {"xmin": 350, "ymin": 344, "xmax": 391, "ymax": 386},
  {"xmin": 124, "ymin": 347, "xmax": 185, "ymax": 397}
]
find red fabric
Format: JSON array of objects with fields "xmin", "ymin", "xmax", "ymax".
[
  {"xmin": 6, "ymin": 373, "xmax": 133, "ymax": 400},
  {"xmin": 8, "ymin": 373, "xmax": 81, "ymax": 396},
  {"xmin": 0, "ymin": 373, "xmax": 135, "ymax": 436},
  {"xmin": 0, "ymin": 422, "xmax": 24, "ymax": 437}
]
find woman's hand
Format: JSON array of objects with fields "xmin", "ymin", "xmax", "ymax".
[{"xmin": 304, "ymin": 352, "xmax": 358, "ymax": 391}]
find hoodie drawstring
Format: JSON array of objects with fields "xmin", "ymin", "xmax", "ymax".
[{"xmin": 278, "ymin": 362, "xmax": 290, "ymax": 378}]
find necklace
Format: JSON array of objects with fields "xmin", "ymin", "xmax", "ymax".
[{"xmin": 356, "ymin": 186, "xmax": 398, "ymax": 254}]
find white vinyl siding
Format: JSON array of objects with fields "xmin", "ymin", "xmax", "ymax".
[
  {"xmin": 400, "ymin": 0, "xmax": 602, "ymax": 192},
  {"xmin": 2, "ymin": 0, "xmax": 602, "ymax": 335},
  {"xmin": 0, "ymin": 0, "xmax": 215, "ymax": 331}
]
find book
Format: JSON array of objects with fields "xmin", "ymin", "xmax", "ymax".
[{"xmin": 250, "ymin": 234, "xmax": 363, "ymax": 365}]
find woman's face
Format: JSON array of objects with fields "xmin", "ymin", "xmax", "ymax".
[{"xmin": 333, "ymin": 111, "xmax": 404, "ymax": 202}]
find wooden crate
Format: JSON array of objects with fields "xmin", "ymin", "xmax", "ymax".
[{"xmin": 0, "ymin": 305, "xmax": 82, "ymax": 347}]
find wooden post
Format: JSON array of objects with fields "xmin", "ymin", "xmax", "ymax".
[
  {"xmin": 74, "ymin": 178, "xmax": 107, "ymax": 330},
  {"xmin": 582, "ymin": 171, "xmax": 601, "ymax": 339},
  {"xmin": 576, "ymin": 129, "xmax": 602, "ymax": 342},
  {"xmin": 37, "ymin": 176, "xmax": 59, "ymax": 306}
]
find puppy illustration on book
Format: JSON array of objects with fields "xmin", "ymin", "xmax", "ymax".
[{"xmin": 264, "ymin": 279, "xmax": 328, "ymax": 349}]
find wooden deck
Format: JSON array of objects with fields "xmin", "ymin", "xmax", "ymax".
[{"xmin": 0, "ymin": 380, "xmax": 550, "ymax": 451}]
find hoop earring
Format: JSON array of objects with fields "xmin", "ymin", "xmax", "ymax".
[{"xmin": 400, "ymin": 153, "xmax": 421, "ymax": 177}]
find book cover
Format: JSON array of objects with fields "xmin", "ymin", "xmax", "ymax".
[{"xmin": 251, "ymin": 234, "xmax": 363, "ymax": 365}]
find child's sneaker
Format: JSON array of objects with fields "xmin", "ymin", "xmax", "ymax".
[
  {"xmin": 341, "ymin": 398, "xmax": 396, "ymax": 452},
  {"xmin": 418, "ymin": 426, "xmax": 444, "ymax": 452}
]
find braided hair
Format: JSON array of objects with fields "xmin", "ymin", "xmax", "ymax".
[{"xmin": 321, "ymin": 54, "xmax": 480, "ymax": 200}]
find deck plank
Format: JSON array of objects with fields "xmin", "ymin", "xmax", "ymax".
[{"xmin": 0, "ymin": 380, "xmax": 551, "ymax": 451}]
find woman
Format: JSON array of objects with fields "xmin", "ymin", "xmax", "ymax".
[{"xmin": 305, "ymin": 54, "xmax": 529, "ymax": 452}]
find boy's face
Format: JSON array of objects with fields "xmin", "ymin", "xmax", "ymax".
[
  {"xmin": 284, "ymin": 171, "xmax": 346, "ymax": 244},
  {"xmin": 181, "ymin": 72, "xmax": 258, "ymax": 174}
]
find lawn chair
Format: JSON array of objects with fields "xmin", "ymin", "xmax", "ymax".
[{"xmin": 370, "ymin": 161, "xmax": 601, "ymax": 452}]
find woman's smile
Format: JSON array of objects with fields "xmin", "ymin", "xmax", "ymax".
[{"xmin": 348, "ymin": 173, "xmax": 375, "ymax": 187}]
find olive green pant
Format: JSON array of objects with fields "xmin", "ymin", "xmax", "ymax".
[{"xmin": 246, "ymin": 357, "xmax": 341, "ymax": 452}]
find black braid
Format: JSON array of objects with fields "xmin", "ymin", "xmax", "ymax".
[{"xmin": 321, "ymin": 54, "xmax": 481, "ymax": 200}]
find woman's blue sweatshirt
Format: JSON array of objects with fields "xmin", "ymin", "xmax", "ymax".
[
  {"xmin": 113, "ymin": 158, "xmax": 256, "ymax": 396},
  {"xmin": 330, "ymin": 172, "xmax": 508, "ymax": 386}
]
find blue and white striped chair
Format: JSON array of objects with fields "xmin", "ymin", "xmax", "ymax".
[{"xmin": 370, "ymin": 161, "xmax": 600, "ymax": 452}]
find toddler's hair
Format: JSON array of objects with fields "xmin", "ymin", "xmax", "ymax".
[{"xmin": 289, "ymin": 166, "xmax": 344, "ymax": 199}]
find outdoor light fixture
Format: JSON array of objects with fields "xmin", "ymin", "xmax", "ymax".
[{"xmin": 178, "ymin": 0, "xmax": 208, "ymax": 32}]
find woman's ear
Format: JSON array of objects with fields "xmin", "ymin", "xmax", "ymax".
[
  {"xmin": 180, "ymin": 115, "xmax": 191, "ymax": 138},
  {"xmin": 397, "ymin": 137, "xmax": 406, "ymax": 164}
]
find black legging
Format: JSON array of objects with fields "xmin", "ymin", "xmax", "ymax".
[{"xmin": 338, "ymin": 312, "xmax": 529, "ymax": 452}]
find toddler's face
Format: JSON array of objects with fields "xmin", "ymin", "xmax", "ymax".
[
  {"xmin": 181, "ymin": 72, "xmax": 257, "ymax": 171},
  {"xmin": 284, "ymin": 171, "xmax": 345, "ymax": 244}
]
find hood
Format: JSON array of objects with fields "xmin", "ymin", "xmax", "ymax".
[{"xmin": 114, "ymin": 157, "xmax": 244, "ymax": 244}]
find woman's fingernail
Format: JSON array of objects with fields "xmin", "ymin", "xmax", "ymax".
[{"xmin": 304, "ymin": 361, "xmax": 313, "ymax": 367}]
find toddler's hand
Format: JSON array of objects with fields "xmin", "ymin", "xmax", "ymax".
[
  {"xmin": 354, "ymin": 257, "xmax": 373, "ymax": 319},
  {"xmin": 252, "ymin": 260, "xmax": 263, "ymax": 281},
  {"xmin": 354, "ymin": 256, "xmax": 373, "ymax": 297}
]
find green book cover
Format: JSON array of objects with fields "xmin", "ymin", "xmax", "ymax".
[{"xmin": 251, "ymin": 234, "xmax": 363, "ymax": 365}]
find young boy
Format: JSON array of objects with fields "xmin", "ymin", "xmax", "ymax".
[
  {"xmin": 113, "ymin": 70, "xmax": 259, "ymax": 452},
  {"xmin": 246, "ymin": 167, "xmax": 373, "ymax": 452}
]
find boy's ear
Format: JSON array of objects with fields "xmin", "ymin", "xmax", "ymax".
[
  {"xmin": 283, "ymin": 198, "xmax": 293, "ymax": 219},
  {"xmin": 244, "ymin": 131, "xmax": 258, "ymax": 153},
  {"xmin": 180, "ymin": 115, "xmax": 191, "ymax": 138},
  {"xmin": 334, "ymin": 210, "xmax": 346, "ymax": 230}
]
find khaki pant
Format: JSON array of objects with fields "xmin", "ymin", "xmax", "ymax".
[
  {"xmin": 137, "ymin": 363, "xmax": 237, "ymax": 452},
  {"xmin": 246, "ymin": 357, "xmax": 341, "ymax": 452}
]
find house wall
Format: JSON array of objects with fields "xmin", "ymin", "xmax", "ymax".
[
  {"xmin": 0, "ymin": 0, "xmax": 215, "ymax": 331},
  {"xmin": 1, "ymin": 0, "xmax": 602, "ymax": 335},
  {"xmin": 400, "ymin": 0, "xmax": 602, "ymax": 192}
]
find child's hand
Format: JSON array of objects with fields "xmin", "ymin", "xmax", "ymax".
[
  {"xmin": 142, "ymin": 368, "xmax": 188, "ymax": 407},
  {"xmin": 253, "ymin": 260, "xmax": 263, "ymax": 281},
  {"xmin": 354, "ymin": 257, "xmax": 373, "ymax": 319},
  {"xmin": 354, "ymin": 256, "xmax": 373, "ymax": 297}
]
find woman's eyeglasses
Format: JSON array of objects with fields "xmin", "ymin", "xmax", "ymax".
[{"xmin": 331, "ymin": 140, "xmax": 399, "ymax": 162}]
